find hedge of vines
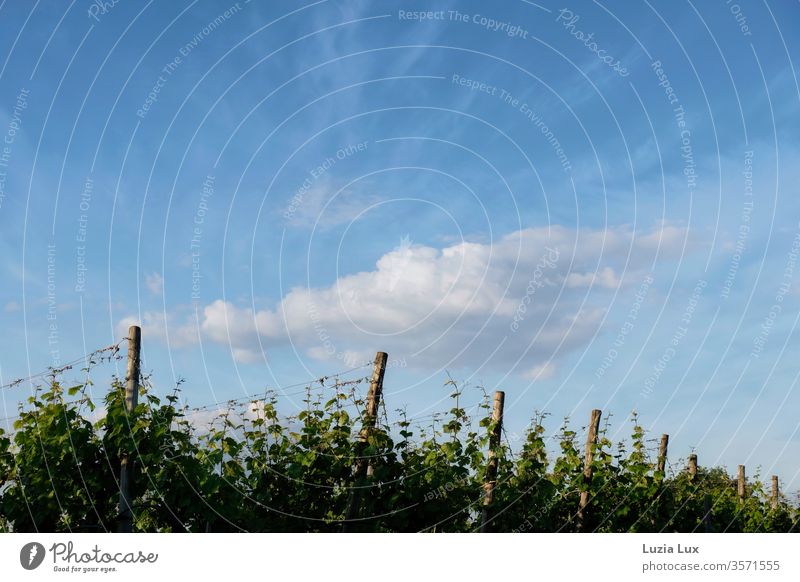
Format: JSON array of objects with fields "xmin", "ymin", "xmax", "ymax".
[{"xmin": 0, "ymin": 375, "xmax": 796, "ymax": 533}]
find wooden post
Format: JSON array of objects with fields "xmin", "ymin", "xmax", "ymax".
[
  {"xmin": 657, "ymin": 434, "xmax": 669, "ymax": 476},
  {"xmin": 688, "ymin": 454, "xmax": 698, "ymax": 482},
  {"xmin": 771, "ymin": 475, "xmax": 779, "ymax": 509},
  {"xmin": 117, "ymin": 325, "xmax": 141, "ymax": 533},
  {"xmin": 480, "ymin": 390, "xmax": 505, "ymax": 533},
  {"xmin": 737, "ymin": 465, "xmax": 746, "ymax": 503},
  {"xmin": 343, "ymin": 351, "xmax": 388, "ymax": 531},
  {"xmin": 577, "ymin": 409, "xmax": 602, "ymax": 531}
]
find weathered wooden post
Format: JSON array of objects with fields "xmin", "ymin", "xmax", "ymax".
[
  {"xmin": 657, "ymin": 434, "xmax": 669, "ymax": 476},
  {"xmin": 688, "ymin": 454, "xmax": 698, "ymax": 482},
  {"xmin": 771, "ymin": 475, "xmax": 779, "ymax": 509},
  {"xmin": 737, "ymin": 465, "xmax": 746, "ymax": 503},
  {"xmin": 687, "ymin": 453, "xmax": 710, "ymax": 530},
  {"xmin": 577, "ymin": 409, "xmax": 602, "ymax": 531},
  {"xmin": 480, "ymin": 390, "xmax": 505, "ymax": 533},
  {"xmin": 118, "ymin": 325, "xmax": 141, "ymax": 533},
  {"xmin": 343, "ymin": 351, "xmax": 388, "ymax": 531}
]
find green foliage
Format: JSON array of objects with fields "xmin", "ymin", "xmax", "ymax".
[{"xmin": 0, "ymin": 375, "xmax": 797, "ymax": 533}]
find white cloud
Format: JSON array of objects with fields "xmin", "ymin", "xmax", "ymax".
[
  {"xmin": 189, "ymin": 222, "xmax": 686, "ymax": 375},
  {"xmin": 522, "ymin": 362, "xmax": 557, "ymax": 381},
  {"xmin": 145, "ymin": 272, "xmax": 164, "ymax": 296},
  {"xmin": 200, "ymin": 299, "xmax": 283, "ymax": 363},
  {"xmin": 117, "ymin": 223, "xmax": 686, "ymax": 374},
  {"xmin": 566, "ymin": 266, "xmax": 620, "ymax": 289},
  {"xmin": 116, "ymin": 310, "xmax": 199, "ymax": 349}
]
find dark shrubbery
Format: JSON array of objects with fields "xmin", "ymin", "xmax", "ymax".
[{"xmin": 0, "ymin": 376, "xmax": 796, "ymax": 532}]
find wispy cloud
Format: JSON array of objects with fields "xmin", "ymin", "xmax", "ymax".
[{"xmin": 145, "ymin": 272, "xmax": 164, "ymax": 296}]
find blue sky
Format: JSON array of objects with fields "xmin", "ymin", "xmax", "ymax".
[{"xmin": 1, "ymin": 0, "xmax": 800, "ymax": 486}]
